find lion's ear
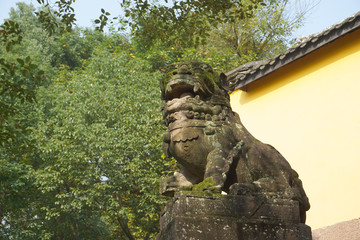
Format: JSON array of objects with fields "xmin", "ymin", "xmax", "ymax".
[
  {"xmin": 162, "ymin": 132, "xmax": 172, "ymax": 157},
  {"xmin": 162, "ymin": 142, "xmax": 171, "ymax": 158},
  {"xmin": 219, "ymin": 72, "xmax": 229, "ymax": 91}
]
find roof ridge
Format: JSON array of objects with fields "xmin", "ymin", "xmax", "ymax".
[{"xmin": 226, "ymin": 11, "xmax": 360, "ymax": 91}]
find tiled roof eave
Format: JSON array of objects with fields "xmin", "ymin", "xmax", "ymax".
[{"xmin": 232, "ymin": 11, "xmax": 360, "ymax": 91}]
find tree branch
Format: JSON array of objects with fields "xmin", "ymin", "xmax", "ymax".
[{"xmin": 117, "ymin": 217, "xmax": 135, "ymax": 240}]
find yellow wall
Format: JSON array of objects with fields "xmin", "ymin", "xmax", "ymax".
[{"xmin": 230, "ymin": 29, "xmax": 360, "ymax": 229}]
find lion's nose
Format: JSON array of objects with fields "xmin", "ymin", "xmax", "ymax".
[{"xmin": 173, "ymin": 68, "xmax": 192, "ymax": 75}]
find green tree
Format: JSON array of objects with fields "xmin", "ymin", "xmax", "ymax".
[
  {"xmin": 1, "ymin": 26, "xmax": 172, "ymax": 238},
  {"xmin": 135, "ymin": 0, "xmax": 313, "ymax": 72},
  {"xmin": 0, "ymin": 2, "xmax": 126, "ymax": 147},
  {"xmin": 123, "ymin": 0, "xmax": 264, "ymax": 50},
  {"xmin": 31, "ymin": 45, "xmax": 169, "ymax": 239},
  {"xmin": 176, "ymin": 0, "xmax": 316, "ymax": 71}
]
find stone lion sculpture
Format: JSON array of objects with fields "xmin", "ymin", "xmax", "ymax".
[{"xmin": 160, "ymin": 61, "xmax": 310, "ymax": 222}]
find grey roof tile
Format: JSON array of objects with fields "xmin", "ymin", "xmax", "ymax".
[{"xmin": 226, "ymin": 11, "xmax": 360, "ymax": 91}]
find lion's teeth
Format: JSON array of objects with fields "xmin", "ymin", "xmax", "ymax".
[
  {"xmin": 166, "ymin": 85, "xmax": 173, "ymax": 96},
  {"xmin": 193, "ymin": 84, "xmax": 200, "ymax": 93},
  {"xmin": 180, "ymin": 92, "xmax": 194, "ymax": 98}
]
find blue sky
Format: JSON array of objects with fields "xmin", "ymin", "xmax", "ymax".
[
  {"xmin": 293, "ymin": 0, "xmax": 359, "ymax": 37},
  {"xmin": 1, "ymin": 0, "xmax": 360, "ymax": 39}
]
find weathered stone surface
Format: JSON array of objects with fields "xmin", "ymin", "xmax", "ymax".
[
  {"xmin": 159, "ymin": 61, "xmax": 310, "ymax": 222},
  {"xmin": 157, "ymin": 193, "xmax": 312, "ymax": 240},
  {"xmin": 158, "ymin": 62, "xmax": 312, "ymax": 239}
]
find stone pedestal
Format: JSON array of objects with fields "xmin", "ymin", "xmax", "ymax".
[{"xmin": 157, "ymin": 193, "xmax": 312, "ymax": 240}]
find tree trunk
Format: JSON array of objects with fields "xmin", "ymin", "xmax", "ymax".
[{"xmin": 117, "ymin": 217, "xmax": 135, "ymax": 240}]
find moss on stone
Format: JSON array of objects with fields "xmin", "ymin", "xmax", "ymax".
[{"xmin": 180, "ymin": 177, "xmax": 222, "ymax": 197}]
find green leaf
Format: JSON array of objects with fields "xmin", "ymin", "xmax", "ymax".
[{"xmin": 17, "ymin": 58, "xmax": 24, "ymax": 65}]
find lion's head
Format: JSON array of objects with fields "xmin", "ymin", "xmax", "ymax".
[
  {"xmin": 161, "ymin": 61, "xmax": 229, "ymax": 102},
  {"xmin": 160, "ymin": 62, "xmax": 232, "ymax": 127}
]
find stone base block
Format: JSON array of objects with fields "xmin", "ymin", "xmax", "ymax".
[{"xmin": 157, "ymin": 193, "xmax": 312, "ymax": 240}]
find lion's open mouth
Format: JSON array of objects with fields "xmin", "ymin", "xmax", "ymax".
[
  {"xmin": 165, "ymin": 83, "xmax": 194, "ymax": 100},
  {"xmin": 165, "ymin": 80, "xmax": 205, "ymax": 101}
]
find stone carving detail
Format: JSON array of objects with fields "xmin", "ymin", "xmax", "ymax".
[
  {"xmin": 160, "ymin": 61, "xmax": 310, "ymax": 222},
  {"xmin": 157, "ymin": 194, "xmax": 312, "ymax": 240}
]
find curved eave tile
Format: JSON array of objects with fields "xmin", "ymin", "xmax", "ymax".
[{"xmin": 229, "ymin": 11, "xmax": 360, "ymax": 92}]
